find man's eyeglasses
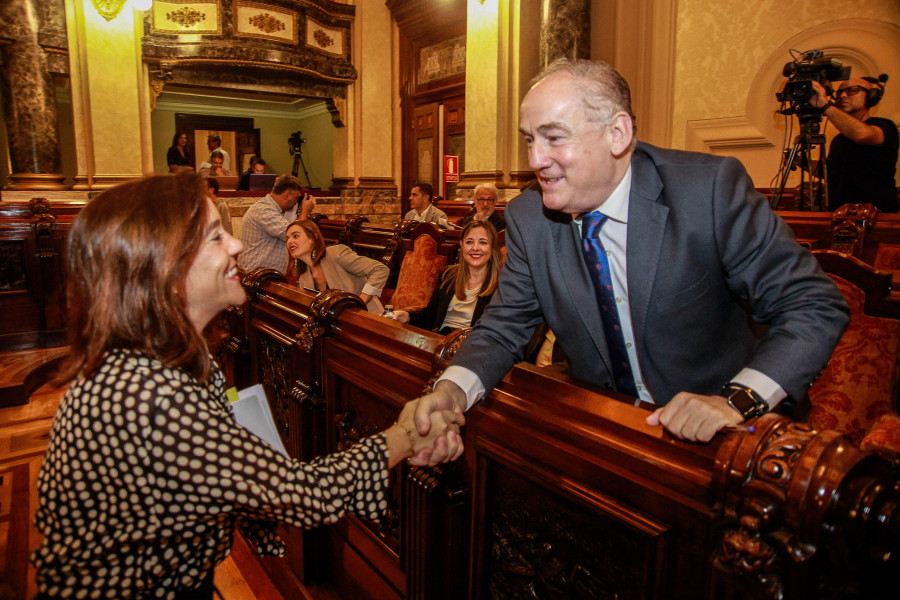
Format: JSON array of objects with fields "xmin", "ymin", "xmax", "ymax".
[
  {"xmin": 834, "ymin": 86, "xmax": 866, "ymax": 98},
  {"xmin": 475, "ymin": 197, "xmax": 496, "ymax": 203}
]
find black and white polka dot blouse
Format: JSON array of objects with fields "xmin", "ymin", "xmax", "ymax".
[{"xmin": 31, "ymin": 348, "xmax": 389, "ymax": 598}]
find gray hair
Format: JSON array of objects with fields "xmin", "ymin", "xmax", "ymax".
[
  {"xmin": 529, "ymin": 58, "xmax": 637, "ymax": 149},
  {"xmin": 473, "ymin": 183, "xmax": 499, "ymax": 199}
]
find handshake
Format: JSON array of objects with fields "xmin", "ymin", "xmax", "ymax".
[{"xmin": 384, "ymin": 380, "xmax": 469, "ymax": 469}]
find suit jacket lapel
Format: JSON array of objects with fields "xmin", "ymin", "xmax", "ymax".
[{"xmin": 626, "ymin": 148, "xmax": 668, "ymax": 353}]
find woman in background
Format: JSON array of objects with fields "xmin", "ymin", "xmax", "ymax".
[
  {"xmin": 286, "ymin": 219, "xmax": 390, "ymax": 314},
  {"xmin": 31, "ymin": 173, "xmax": 458, "ymax": 599},
  {"xmin": 166, "ymin": 131, "xmax": 193, "ymax": 172},
  {"xmin": 393, "ymin": 220, "xmax": 502, "ymax": 334}
]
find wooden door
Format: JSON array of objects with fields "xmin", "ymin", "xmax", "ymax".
[
  {"xmin": 412, "ymin": 103, "xmax": 439, "ymax": 200},
  {"xmin": 442, "ymin": 98, "xmax": 465, "ymax": 200}
]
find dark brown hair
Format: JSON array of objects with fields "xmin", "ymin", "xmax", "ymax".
[
  {"xmin": 285, "ymin": 219, "xmax": 327, "ymax": 277},
  {"xmin": 414, "ymin": 182, "xmax": 434, "ymax": 203},
  {"xmin": 56, "ymin": 172, "xmax": 215, "ymax": 383},
  {"xmin": 445, "ymin": 219, "xmax": 502, "ymax": 299},
  {"xmin": 171, "ymin": 131, "xmax": 190, "ymax": 148}
]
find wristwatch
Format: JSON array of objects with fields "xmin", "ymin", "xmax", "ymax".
[
  {"xmin": 821, "ymin": 101, "xmax": 836, "ymax": 113},
  {"xmin": 721, "ymin": 383, "xmax": 769, "ymax": 421}
]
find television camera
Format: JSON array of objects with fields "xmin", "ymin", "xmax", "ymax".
[
  {"xmin": 776, "ymin": 49, "xmax": 850, "ymax": 123},
  {"xmin": 771, "ymin": 50, "xmax": 851, "ymax": 211}
]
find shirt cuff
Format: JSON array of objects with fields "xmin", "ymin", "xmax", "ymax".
[
  {"xmin": 436, "ymin": 365, "xmax": 485, "ymax": 410},
  {"xmin": 361, "ymin": 283, "xmax": 382, "ymax": 297},
  {"xmin": 730, "ymin": 368, "xmax": 787, "ymax": 409}
]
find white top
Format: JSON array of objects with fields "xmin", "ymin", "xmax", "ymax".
[{"xmin": 441, "ymin": 287, "xmax": 478, "ymax": 330}]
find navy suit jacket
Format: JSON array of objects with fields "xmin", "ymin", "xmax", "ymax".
[{"xmin": 450, "ymin": 143, "xmax": 849, "ymax": 405}]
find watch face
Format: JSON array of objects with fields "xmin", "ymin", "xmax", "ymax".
[{"xmin": 727, "ymin": 389, "xmax": 758, "ymax": 419}]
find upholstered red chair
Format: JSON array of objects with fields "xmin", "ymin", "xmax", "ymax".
[
  {"xmin": 389, "ymin": 227, "xmax": 450, "ymax": 311},
  {"xmin": 809, "ymin": 250, "xmax": 900, "ymax": 459},
  {"xmin": 874, "ymin": 244, "xmax": 900, "ymax": 272}
]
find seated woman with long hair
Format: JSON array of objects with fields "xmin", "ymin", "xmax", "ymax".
[
  {"xmin": 285, "ymin": 219, "xmax": 390, "ymax": 314},
  {"xmin": 31, "ymin": 173, "xmax": 459, "ymax": 599},
  {"xmin": 393, "ymin": 220, "xmax": 502, "ymax": 334}
]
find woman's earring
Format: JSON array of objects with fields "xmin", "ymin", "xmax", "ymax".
[{"xmin": 310, "ymin": 249, "xmax": 316, "ymax": 262}]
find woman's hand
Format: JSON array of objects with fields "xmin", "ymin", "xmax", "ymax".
[{"xmin": 392, "ymin": 309, "xmax": 410, "ymax": 323}]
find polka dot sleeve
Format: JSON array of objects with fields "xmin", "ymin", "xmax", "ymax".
[{"xmin": 32, "ymin": 349, "xmax": 391, "ymax": 597}]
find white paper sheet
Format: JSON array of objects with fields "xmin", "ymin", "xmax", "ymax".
[{"xmin": 231, "ymin": 384, "xmax": 289, "ymax": 457}]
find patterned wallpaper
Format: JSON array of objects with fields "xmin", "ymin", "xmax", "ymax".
[{"xmin": 673, "ymin": 0, "xmax": 900, "ymax": 148}]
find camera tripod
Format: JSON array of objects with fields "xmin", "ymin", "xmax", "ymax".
[
  {"xmin": 290, "ymin": 146, "xmax": 313, "ymax": 189},
  {"xmin": 770, "ymin": 121, "xmax": 830, "ymax": 211}
]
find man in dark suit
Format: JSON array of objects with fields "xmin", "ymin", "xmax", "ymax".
[{"xmin": 409, "ymin": 59, "xmax": 849, "ymax": 464}]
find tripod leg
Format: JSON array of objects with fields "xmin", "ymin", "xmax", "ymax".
[
  {"xmin": 772, "ymin": 139, "xmax": 801, "ymax": 210},
  {"xmin": 298, "ymin": 153, "xmax": 313, "ymax": 189}
]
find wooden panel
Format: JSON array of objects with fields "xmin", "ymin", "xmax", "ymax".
[
  {"xmin": 778, "ymin": 209, "xmax": 900, "ymax": 266},
  {"xmin": 0, "ymin": 199, "xmax": 83, "ymax": 350}
]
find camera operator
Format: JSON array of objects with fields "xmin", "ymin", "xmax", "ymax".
[{"xmin": 811, "ymin": 77, "xmax": 898, "ymax": 212}]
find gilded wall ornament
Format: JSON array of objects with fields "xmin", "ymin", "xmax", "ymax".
[
  {"xmin": 167, "ymin": 7, "xmax": 206, "ymax": 29},
  {"xmin": 91, "ymin": 0, "xmax": 127, "ymax": 22},
  {"xmin": 249, "ymin": 13, "xmax": 285, "ymax": 34}
]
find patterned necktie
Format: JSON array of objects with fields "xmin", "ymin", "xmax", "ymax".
[{"xmin": 581, "ymin": 213, "xmax": 638, "ymax": 397}]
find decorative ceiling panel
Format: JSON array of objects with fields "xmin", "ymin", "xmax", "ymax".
[
  {"xmin": 234, "ymin": 2, "xmax": 297, "ymax": 44},
  {"xmin": 142, "ymin": 0, "xmax": 356, "ymax": 90},
  {"xmin": 151, "ymin": 1, "xmax": 223, "ymax": 35},
  {"xmin": 304, "ymin": 17, "xmax": 343, "ymax": 56}
]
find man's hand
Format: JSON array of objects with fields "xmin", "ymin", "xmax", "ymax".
[
  {"xmin": 408, "ymin": 380, "xmax": 468, "ymax": 466},
  {"xmin": 299, "ymin": 194, "xmax": 316, "ymax": 220},
  {"xmin": 645, "ymin": 392, "xmax": 744, "ymax": 442},
  {"xmin": 810, "ymin": 81, "xmax": 830, "ymax": 109}
]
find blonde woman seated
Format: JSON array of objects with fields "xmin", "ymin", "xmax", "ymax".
[
  {"xmin": 286, "ymin": 219, "xmax": 390, "ymax": 314},
  {"xmin": 393, "ymin": 220, "xmax": 501, "ymax": 334}
]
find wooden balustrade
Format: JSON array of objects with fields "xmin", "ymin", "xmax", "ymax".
[
  {"xmin": 0, "ymin": 198, "xmax": 84, "ymax": 351},
  {"xmin": 778, "ymin": 207, "xmax": 900, "ymax": 265},
  {"xmin": 218, "ymin": 270, "xmax": 899, "ymax": 600}
]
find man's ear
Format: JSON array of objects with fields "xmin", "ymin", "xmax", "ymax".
[{"xmin": 606, "ymin": 111, "xmax": 634, "ymax": 157}]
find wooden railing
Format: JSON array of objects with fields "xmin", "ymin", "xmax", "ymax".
[{"xmin": 217, "ymin": 269, "xmax": 899, "ymax": 600}]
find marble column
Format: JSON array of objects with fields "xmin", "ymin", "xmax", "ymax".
[
  {"xmin": 331, "ymin": 1, "xmax": 400, "ymax": 219},
  {"xmin": 0, "ymin": 0, "xmax": 66, "ymax": 190},
  {"xmin": 540, "ymin": 0, "xmax": 590, "ymax": 69}
]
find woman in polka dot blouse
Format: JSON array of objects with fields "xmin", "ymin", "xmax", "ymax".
[{"xmin": 30, "ymin": 173, "xmax": 462, "ymax": 600}]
